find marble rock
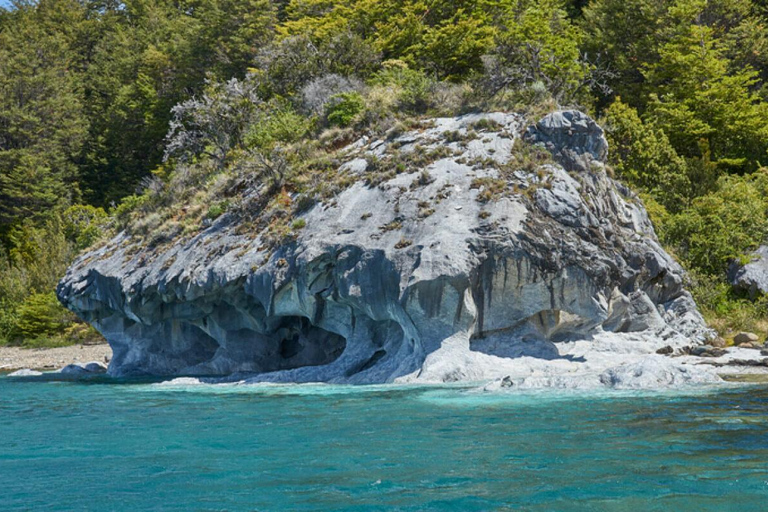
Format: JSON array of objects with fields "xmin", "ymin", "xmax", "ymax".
[{"xmin": 57, "ymin": 111, "xmax": 713, "ymax": 386}]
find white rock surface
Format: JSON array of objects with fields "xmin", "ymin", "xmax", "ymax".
[{"xmin": 7, "ymin": 369, "xmax": 43, "ymax": 377}]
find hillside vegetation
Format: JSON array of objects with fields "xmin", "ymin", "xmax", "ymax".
[{"xmin": 2, "ymin": 0, "xmax": 768, "ymax": 346}]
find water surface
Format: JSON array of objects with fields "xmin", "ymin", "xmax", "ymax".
[{"xmin": 1, "ymin": 376, "xmax": 767, "ymax": 511}]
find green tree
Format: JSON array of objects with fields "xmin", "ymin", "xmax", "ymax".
[
  {"xmin": 666, "ymin": 171, "xmax": 768, "ymax": 274},
  {"xmin": 280, "ymin": 0, "xmax": 498, "ymax": 80},
  {"xmin": 482, "ymin": 0, "xmax": 589, "ymax": 103},
  {"xmin": 602, "ymin": 99, "xmax": 690, "ymax": 211},
  {"xmin": 13, "ymin": 291, "xmax": 78, "ymax": 345},
  {"xmin": 581, "ymin": 0, "xmax": 667, "ymax": 106},
  {"xmin": 0, "ymin": 1, "xmax": 88, "ymax": 241},
  {"xmin": 193, "ymin": 0, "xmax": 278, "ymax": 79},
  {"xmin": 642, "ymin": 3, "xmax": 768, "ymax": 173}
]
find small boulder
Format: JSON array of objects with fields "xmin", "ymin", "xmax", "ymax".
[
  {"xmin": 733, "ymin": 332, "xmax": 760, "ymax": 345},
  {"xmin": 656, "ymin": 346, "xmax": 674, "ymax": 355},
  {"xmin": 59, "ymin": 364, "xmax": 90, "ymax": 375},
  {"xmin": 761, "ymin": 349, "xmax": 768, "ymax": 357},
  {"xmin": 690, "ymin": 346, "xmax": 727, "ymax": 358},
  {"xmin": 728, "ymin": 246, "xmax": 768, "ymax": 298},
  {"xmin": 60, "ymin": 361, "xmax": 108, "ymax": 375},
  {"xmin": 709, "ymin": 336, "xmax": 727, "ymax": 348}
]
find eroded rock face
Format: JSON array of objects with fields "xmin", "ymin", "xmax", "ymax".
[{"xmin": 57, "ymin": 111, "xmax": 711, "ymax": 384}]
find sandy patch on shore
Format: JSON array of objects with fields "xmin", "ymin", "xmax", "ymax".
[{"xmin": 0, "ymin": 344, "xmax": 112, "ymax": 372}]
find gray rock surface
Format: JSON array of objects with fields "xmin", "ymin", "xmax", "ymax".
[
  {"xmin": 728, "ymin": 246, "xmax": 768, "ymax": 297},
  {"xmin": 525, "ymin": 110, "xmax": 608, "ymax": 172},
  {"xmin": 57, "ymin": 111, "xmax": 713, "ymax": 386},
  {"xmin": 689, "ymin": 346, "xmax": 727, "ymax": 358},
  {"xmin": 59, "ymin": 361, "xmax": 108, "ymax": 376}
]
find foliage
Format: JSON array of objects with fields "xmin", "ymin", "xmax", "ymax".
[
  {"xmin": 5, "ymin": 0, "xmax": 768, "ymax": 339},
  {"xmin": 642, "ymin": 7, "xmax": 768, "ymax": 174},
  {"xmin": 255, "ymin": 31, "xmax": 379, "ymax": 98},
  {"xmin": 325, "ymin": 92, "xmax": 365, "ymax": 127},
  {"xmin": 165, "ymin": 76, "xmax": 264, "ymax": 166},
  {"xmin": 62, "ymin": 205, "xmax": 108, "ymax": 251},
  {"xmin": 13, "ymin": 292, "xmax": 78, "ymax": 345},
  {"xmin": 602, "ymin": 99, "xmax": 690, "ymax": 212},
  {"xmin": 663, "ymin": 172, "xmax": 768, "ymax": 275},
  {"xmin": 0, "ymin": 0, "xmax": 86, "ymax": 241},
  {"xmin": 369, "ymin": 61, "xmax": 436, "ymax": 113},
  {"xmin": 689, "ymin": 271, "xmax": 768, "ymax": 340},
  {"xmin": 0, "ymin": 217, "xmax": 101, "ymax": 346},
  {"xmin": 481, "ymin": 0, "xmax": 590, "ymax": 103}
]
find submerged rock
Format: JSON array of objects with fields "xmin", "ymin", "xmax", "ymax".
[
  {"xmin": 59, "ymin": 361, "xmax": 108, "ymax": 376},
  {"xmin": 598, "ymin": 359, "xmax": 720, "ymax": 389},
  {"xmin": 57, "ymin": 111, "xmax": 713, "ymax": 386}
]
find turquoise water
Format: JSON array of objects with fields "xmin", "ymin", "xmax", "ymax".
[{"xmin": 1, "ymin": 376, "xmax": 767, "ymax": 511}]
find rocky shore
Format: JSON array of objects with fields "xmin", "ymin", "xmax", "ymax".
[{"xmin": 0, "ymin": 344, "xmax": 112, "ymax": 373}]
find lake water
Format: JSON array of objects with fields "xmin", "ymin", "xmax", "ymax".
[{"xmin": 1, "ymin": 376, "xmax": 767, "ymax": 511}]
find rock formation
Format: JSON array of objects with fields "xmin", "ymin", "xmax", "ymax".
[
  {"xmin": 728, "ymin": 245, "xmax": 768, "ymax": 298},
  {"xmin": 57, "ymin": 111, "xmax": 714, "ymax": 386}
]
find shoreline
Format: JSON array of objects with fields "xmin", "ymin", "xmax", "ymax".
[
  {"xmin": 0, "ymin": 344, "xmax": 112, "ymax": 373},
  {"xmin": 2, "ymin": 342, "xmax": 767, "ymax": 389}
]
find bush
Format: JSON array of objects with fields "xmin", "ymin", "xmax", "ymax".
[
  {"xmin": 12, "ymin": 292, "xmax": 78, "ymax": 345},
  {"xmin": 256, "ymin": 32, "xmax": 379, "ymax": 98},
  {"xmin": 164, "ymin": 75, "xmax": 264, "ymax": 167},
  {"xmin": 479, "ymin": 0, "xmax": 588, "ymax": 104},
  {"xmin": 0, "ymin": 220, "xmax": 80, "ymax": 346},
  {"xmin": 301, "ymin": 74, "xmax": 363, "ymax": 115},
  {"xmin": 603, "ymin": 99, "xmax": 690, "ymax": 212},
  {"xmin": 113, "ymin": 193, "xmax": 151, "ymax": 228},
  {"xmin": 207, "ymin": 200, "xmax": 230, "ymax": 220},
  {"xmin": 325, "ymin": 92, "xmax": 365, "ymax": 127},
  {"xmin": 664, "ymin": 172, "xmax": 768, "ymax": 275},
  {"xmin": 689, "ymin": 271, "xmax": 768, "ymax": 339},
  {"xmin": 62, "ymin": 204, "xmax": 108, "ymax": 250},
  {"xmin": 244, "ymin": 104, "xmax": 313, "ymax": 149},
  {"xmin": 369, "ymin": 61, "xmax": 435, "ymax": 113},
  {"xmin": 0, "ymin": 299, "xmax": 19, "ymax": 346}
]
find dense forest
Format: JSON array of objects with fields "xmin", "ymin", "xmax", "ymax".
[{"xmin": 2, "ymin": 0, "xmax": 768, "ymax": 346}]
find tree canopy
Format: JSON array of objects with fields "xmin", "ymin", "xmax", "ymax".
[{"xmin": 4, "ymin": 0, "xmax": 768, "ymax": 342}]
